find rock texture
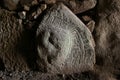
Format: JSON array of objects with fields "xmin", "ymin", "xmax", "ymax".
[
  {"xmin": 36, "ymin": 3, "xmax": 95, "ymax": 74},
  {"xmin": 0, "ymin": 71, "xmax": 97, "ymax": 80},
  {"xmin": 1, "ymin": 0, "xmax": 120, "ymax": 80},
  {"xmin": 94, "ymin": 0, "xmax": 120, "ymax": 79},
  {"xmin": 2, "ymin": 0, "xmax": 19, "ymax": 10},
  {"xmin": 0, "ymin": 8, "xmax": 37, "ymax": 71},
  {"xmin": 2, "ymin": 0, "xmax": 96, "ymax": 14},
  {"xmin": 58, "ymin": 0, "xmax": 97, "ymax": 14}
]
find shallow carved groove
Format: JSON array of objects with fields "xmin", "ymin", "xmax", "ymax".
[{"xmin": 36, "ymin": 3, "xmax": 95, "ymax": 74}]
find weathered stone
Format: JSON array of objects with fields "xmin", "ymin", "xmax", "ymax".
[
  {"xmin": 94, "ymin": 0, "xmax": 120, "ymax": 79},
  {"xmin": 3, "ymin": 0, "xmax": 19, "ymax": 10},
  {"xmin": 27, "ymin": 4, "xmax": 47, "ymax": 20},
  {"xmin": 69, "ymin": 0, "xmax": 76, "ymax": 9},
  {"xmin": 72, "ymin": 0, "xmax": 97, "ymax": 14},
  {"xmin": 37, "ymin": 0, "xmax": 97, "ymax": 14},
  {"xmin": 18, "ymin": 11, "xmax": 26, "ymax": 19},
  {"xmin": 87, "ymin": 20, "xmax": 95, "ymax": 32},
  {"xmin": 31, "ymin": 7, "xmax": 42, "ymax": 19},
  {"xmin": 20, "ymin": 0, "xmax": 33, "ymax": 7},
  {"xmin": 40, "ymin": 4, "xmax": 47, "ymax": 11},
  {"xmin": 45, "ymin": 0, "xmax": 56, "ymax": 4},
  {"xmin": 23, "ymin": 5, "xmax": 30, "ymax": 11},
  {"xmin": 0, "ymin": 8, "xmax": 27, "ymax": 71},
  {"xmin": 31, "ymin": 0, "xmax": 39, "ymax": 6},
  {"xmin": 2, "ymin": 0, "xmax": 37, "ymax": 10},
  {"xmin": 36, "ymin": 3, "xmax": 95, "ymax": 74},
  {"xmin": 0, "ymin": 8, "xmax": 37, "ymax": 71},
  {"xmin": 56, "ymin": 0, "xmax": 97, "ymax": 14},
  {"xmin": 82, "ymin": 15, "xmax": 92, "ymax": 22}
]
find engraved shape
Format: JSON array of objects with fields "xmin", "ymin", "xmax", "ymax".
[{"xmin": 36, "ymin": 3, "xmax": 95, "ymax": 74}]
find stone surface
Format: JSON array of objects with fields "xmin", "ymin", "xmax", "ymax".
[
  {"xmin": 2, "ymin": 0, "xmax": 34, "ymax": 10},
  {"xmin": 23, "ymin": 5, "xmax": 30, "ymax": 11},
  {"xmin": 87, "ymin": 20, "xmax": 95, "ymax": 32},
  {"xmin": 31, "ymin": 0, "xmax": 39, "ymax": 6},
  {"xmin": 45, "ymin": 0, "xmax": 56, "ymax": 4},
  {"xmin": 0, "ymin": 71, "xmax": 97, "ymax": 80},
  {"xmin": 1, "ymin": 0, "xmax": 120, "ymax": 79},
  {"xmin": 20, "ymin": 0, "xmax": 33, "ymax": 7},
  {"xmin": 57, "ymin": 0, "xmax": 97, "ymax": 14},
  {"xmin": 94, "ymin": 0, "xmax": 120, "ymax": 79},
  {"xmin": 0, "ymin": 8, "xmax": 37, "ymax": 71},
  {"xmin": 40, "ymin": 4, "xmax": 47, "ymax": 11},
  {"xmin": 70, "ymin": 0, "xmax": 97, "ymax": 14},
  {"xmin": 18, "ymin": 11, "xmax": 26, "ymax": 19},
  {"xmin": 82, "ymin": 15, "xmax": 92, "ymax": 22},
  {"xmin": 3, "ymin": 0, "xmax": 19, "ymax": 10},
  {"xmin": 2, "ymin": 0, "xmax": 97, "ymax": 14},
  {"xmin": 36, "ymin": 3, "xmax": 95, "ymax": 74}
]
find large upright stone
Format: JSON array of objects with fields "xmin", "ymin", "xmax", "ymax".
[{"xmin": 36, "ymin": 3, "xmax": 95, "ymax": 74}]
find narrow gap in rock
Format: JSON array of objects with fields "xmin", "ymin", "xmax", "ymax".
[
  {"xmin": 96, "ymin": 55, "xmax": 104, "ymax": 66},
  {"xmin": 0, "ymin": 58, "xmax": 5, "ymax": 71},
  {"xmin": 0, "ymin": 0, "xmax": 4, "ymax": 9},
  {"xmin": 47, "ymin": 56, "xmax": 52, "ymax": 64}
]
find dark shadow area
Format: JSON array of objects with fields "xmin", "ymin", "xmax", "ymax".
[
  {"xmin": 15, "ymin": 8, "xmax": 48, "ymax": 71},
  {"xmin": 116, "ymin": 73, "xmax": 120, "ymax": 80},
  {"xmin": 16, "ymin": 28, "xmax": 39, "ymax": 71},
  {"xmin": 96, "ymin": 55, "xmax": 104, "ymax": 66},
  {"xmin": 76, "ymin": 7, "xmax": 98, "ymax": 24},
  {"xmin": 0, "ymin": 0, "xmax": 4, "ymax": 8},
  {"xmin": 0, "ymin": 58, "xmax": 5, "ymax": 71}
]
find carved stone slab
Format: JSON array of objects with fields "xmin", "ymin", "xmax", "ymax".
[{"xmin": 36, "ymin": 3, "xmax": 95, "ymax": 74}]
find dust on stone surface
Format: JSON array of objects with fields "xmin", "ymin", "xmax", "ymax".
[{"xmin": 0, "ymin": 0, "xmax": 120, "ymax": 80}]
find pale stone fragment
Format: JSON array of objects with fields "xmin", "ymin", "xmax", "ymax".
[{"xmin": 36, "ymin": 3, "xmax": 95, "ymax": 74}]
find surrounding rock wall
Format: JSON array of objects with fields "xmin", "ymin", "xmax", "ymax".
[
  {"xmin": 94, "ymin": 0, "xmax": 120, "ymax": 79},
  {"xmin": 0, "ymin": 8, "xmax": 38, "ymax": 71}
]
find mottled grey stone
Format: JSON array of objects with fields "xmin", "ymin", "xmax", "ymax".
[{"xmin": 36, "ymin": 3, "xmax": 95, "ymax": 74}]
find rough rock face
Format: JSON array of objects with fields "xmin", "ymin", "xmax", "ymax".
[
  {"xmin": 58, "ymin": 0, "xmax": 97, "ymax": 14},
  {"xmin": 94, "ymin": 0, "xmax": 120, "ymax": 79},
  {"xmin": 0, "ymin": 71, "xmax": 97, "ymax": 80},
  {"xmin": 2, "ymin": 0, "xmax": 34, "ymax": 10},
  {"xmin": 0, "ymin": 8, "xmax": 37, "ymax": 71},
  {"xmin": 43, "ymin": 0, "xmax": 97, "ymax": 14},
  {"xmin": 36, "ymin": 3, "xmax": 95, "ymax": 74},
  {"xmin": 2, "ymin": 0, "xmax": 19, "ymax": 10},
  {"xmin": 2, "ymin": 0, "xmax": 96, "ymax": 14}
]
